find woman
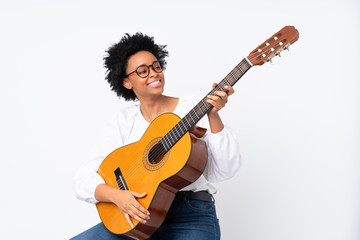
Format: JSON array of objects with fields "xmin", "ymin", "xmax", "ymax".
[{"xmin": 72, "ymin": 32, "xmax": 241, "ymax": 239}]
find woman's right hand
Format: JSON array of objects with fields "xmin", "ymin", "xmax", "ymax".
[
  {"xmin": 95, "ymin": 184, "xmax": 150, "ymax": 228},
  {"xmin": 112, "ymin": 189, "xmax": 150, "ymax": 228}
]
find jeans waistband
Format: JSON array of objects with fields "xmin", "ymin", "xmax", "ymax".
[{"xmin": 176, "ymin": 190, "xmax": 213, "ymax": 202}]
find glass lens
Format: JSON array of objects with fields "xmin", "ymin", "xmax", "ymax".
[
  {"xmin": 136, "ymin": 66, "xmax": 149, "ymax": 78},
  {"xmin": 152, "ymin": 61, "xmax": 162, "ymax": 73}
]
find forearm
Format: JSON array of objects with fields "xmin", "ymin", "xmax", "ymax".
[
  {"xmin": 94, "ymin": 183, "xmax": 119, "ymax": 203},
  {"xmin": 207, "ymin": 111, "xmax": 224, "ymax": 134}
]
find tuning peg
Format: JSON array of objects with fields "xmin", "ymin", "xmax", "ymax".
[
  {"xmin": 285, "ymin": 46, "xmax": 292, "ymax": 55},
  {"xmin": 283, "ymin": 43, "xmax": 291, "ymax": 51}
]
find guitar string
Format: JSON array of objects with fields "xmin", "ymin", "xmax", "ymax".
[
  {"xmin": 120, "ymin": 60, "xmax": 251, "ymax": 185},
  {"xmin": 119, "ymin": 60, "xmax": 251, "ymax": 185}
]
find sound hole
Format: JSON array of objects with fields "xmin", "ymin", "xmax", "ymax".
[{"xmin": 148, "ymin": 143, "xmax": 165, "ymax": 165}]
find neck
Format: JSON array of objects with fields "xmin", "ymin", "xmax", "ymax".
[{"xmin": 139, "ymin": 95, "xmax": 169, "ymax": 123}]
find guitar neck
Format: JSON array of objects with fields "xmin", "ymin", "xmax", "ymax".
[{"xmin": 160, "ymin": 58, "xmax": 252, "ymax": 152}]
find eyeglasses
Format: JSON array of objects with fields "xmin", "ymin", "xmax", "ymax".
[{"xmin": 126, "ymin": 61, "xmax": 163, "ymax": 78}]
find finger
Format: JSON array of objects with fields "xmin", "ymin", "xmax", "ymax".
[
  {"xmin": 212, "ymin": 82, "xmax": 217, "ymax": 89},
  {"xmin": 124, "ymin": 213, "xmax": 134, "ymax": 228},
  {"xmin": 207, "ymin": 95, "xmax": 224, "ymax": 107},
  {"xmin": 206, "ymin": 98, "xmax": 223, "ymax": 111},
  {"xmin": 209, "ymin": 93, "xmax": 227, "ymax": 107},
  {"xmin": 129, "ymin": 191, "xmax": 150, "ymax": 216},
  {"xmin": 207, "ymin": 94, "xmax": 220, "ymax": 101},
  {"xmin": 224, "ymin": 85, "xmax": 235, "ymax": 95},
  {"xmin": 130, "ymin": 191, "xmax": 147, "ymax": 199},
  {"xmin": 214, "ymin": 90, "xmax": 228, "ymax": 101},
  {"xmin": 131, "ymin": 202, "xmax": 150, "ymax": 220},
  {"xmin": 128, "ymin": 208, "xmax": 149, "ymax": 224}
]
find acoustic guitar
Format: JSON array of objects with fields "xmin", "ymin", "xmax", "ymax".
[{"xmin": 96, "ymin": 25, "xmax": 299, "ymax": 239}]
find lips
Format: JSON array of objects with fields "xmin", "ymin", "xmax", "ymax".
[{"xmin": 147, "ymin": 79, "xmax": 162, "ymax": 87}]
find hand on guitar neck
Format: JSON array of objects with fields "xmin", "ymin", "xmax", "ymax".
[
  {"xmin": 95, "ymin": 183, "xmax": 150, "ymax": 228},
  {"xmin": 206, "ymin": 83, "xmax": 235, "ymax": 133}
]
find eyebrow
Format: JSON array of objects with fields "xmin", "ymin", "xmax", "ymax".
[{"xmin": 135, "ymin": 60, "xmax": 159, "ymax": 68}]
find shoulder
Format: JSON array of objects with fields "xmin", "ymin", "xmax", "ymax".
[{"xmin": 112, "ymin": 101, "xmax": 140, "ymax": 125}]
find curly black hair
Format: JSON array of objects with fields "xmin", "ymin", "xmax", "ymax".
[{"xmin": 103, "ymin": 33, "xmax": 169, "ymax": 101}]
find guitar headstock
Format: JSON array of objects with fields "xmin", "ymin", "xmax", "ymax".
[{"xmin": 247, "ymin": 26, "xmax": 299, "ymax": 66}]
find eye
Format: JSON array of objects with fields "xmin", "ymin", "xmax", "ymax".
[
  {"xmin": 153, "ymin": 62, "xmax": 162, "ymax": 71},
  {"xmin": 136, "ymin": 66, "xmax": 148, "ymax": 76}
]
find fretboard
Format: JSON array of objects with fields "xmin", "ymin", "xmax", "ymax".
[{"xmin": 160, "ymin": 58, "xmax": 252, "ymax": 152}]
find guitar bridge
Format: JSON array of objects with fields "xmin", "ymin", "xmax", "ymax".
[{"xmin": 114, "ymin": 167, "xmax": 128, "ymax": 190}]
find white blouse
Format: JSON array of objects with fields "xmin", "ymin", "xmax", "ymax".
[{"xmin": 73, "ymin": 97, "xmax": 241, "ymax": 204}]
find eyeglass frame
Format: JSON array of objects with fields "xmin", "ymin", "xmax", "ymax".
[{"xmin": 125, "ymin": 60, "xmax": 163, "ymax": 78}]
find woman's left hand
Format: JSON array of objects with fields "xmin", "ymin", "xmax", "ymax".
[{"xmin": 206, "ymin": 83, "xmax": 235, "ymax": 115}]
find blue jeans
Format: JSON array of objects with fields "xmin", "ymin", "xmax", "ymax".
[{"xmin": 71, "ymin": 194, "xmax": 220, "ymax": 240}]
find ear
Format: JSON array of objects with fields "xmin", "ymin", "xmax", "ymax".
[{"xmin": 123, "ymin": 78, "xmax": 133, "ymax": 90}]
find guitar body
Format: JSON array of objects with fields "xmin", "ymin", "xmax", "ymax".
[{"xmin": 96, "ymin": 112, "xmax": 208, "ymax": 239}]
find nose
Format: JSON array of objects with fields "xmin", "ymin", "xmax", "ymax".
[{"xmin": 148, "ymin": 66, "xmax": 158, "ymax": 78}]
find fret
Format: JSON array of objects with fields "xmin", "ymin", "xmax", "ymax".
[
  {"xmin": 236, "ymin": 64, "xmax": 244, "ymax": 74},
  {"xmin": 165, "ymin": 135, "xmax": 172, "ymax": 147},
  {"xmin": 229, "ymin": 71, "xmax": 237, "ymax": 81},
  {"xmin": 223, "ymin": 78, "xmax": 231, "ymax": 86},
  {"xmin": 175, "ymin": 124, "xmax": 183, "ymax": 137},
  {"xmin": 188, "ymin": 112, "xmax": 196, "ymax": 125},
  {"xmin": 160, "ymin": 137, "xmax": 169, "ymax": 151},
  {"xmin": 171, "ymin": 128, "xmax": 178, "ymax": 141},
  {"xmin": 175, "ymin": 125, "xmax": 181, "ymax": 139},
  {"xmin": 193, "ymin": 108, "xmax": 199, "ymax": 118},
  {"xmin": 200, "ymin": 100, "xmax": 208, "ymax": 113},
  {"xmin": 223, "ymin": 76, "xmax": 232, "ymax": 86},
  {"xmin": 178, "ymin": 120, "xmax": 187, "ymax": 133},
  {"xmin": 241, "ymin": 60, "xmax": 250, "ymax": 71},
  {"xmin": 173, "ymin": 127, "xmax": 181, "ymax": 140},
  {"xmin": 168, "ymin": 130, "xmax": 176, "ymax": 146},
  {"xmin": 217, "ymin": 83, "xmax": 225, "ymax": 92},
  {"xmin": 195, "ymin": 104, "xmax": 204, "ymax": 117},
  {"xmin": 182, "ymin": 118, "xmax": 191, "ymax": 129}
]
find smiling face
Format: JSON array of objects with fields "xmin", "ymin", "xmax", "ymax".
[{"xmin": 123, "ymin": 51, "xmax": 165, "ymax": 101}]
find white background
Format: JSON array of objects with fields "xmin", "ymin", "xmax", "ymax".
[{"xmin": 0, "ymin": 0, "xmax": 359, "ymax": 239}]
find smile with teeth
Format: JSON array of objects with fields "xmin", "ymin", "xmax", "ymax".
[{"xmin": 147, "ymin": 80, "xmax": 161, "ymax": 87}]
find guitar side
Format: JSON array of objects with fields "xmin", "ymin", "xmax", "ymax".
[{"xmin": 96, "ymin": 112, "xmax": 208, "ymax": 239}]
